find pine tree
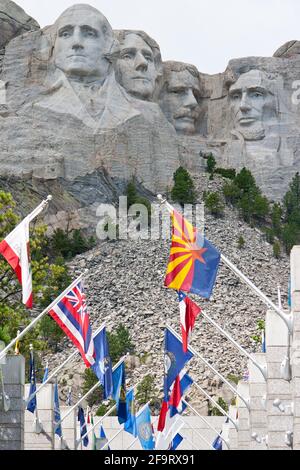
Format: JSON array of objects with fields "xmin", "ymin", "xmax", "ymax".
[{"xmin": 171, "ymin": 167, "xmax": 197, "ymax": 205}]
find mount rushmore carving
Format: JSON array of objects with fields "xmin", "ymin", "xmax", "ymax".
[{"xmin": 0, "ymin": 0, "xmax": 300, "ymax": 208}]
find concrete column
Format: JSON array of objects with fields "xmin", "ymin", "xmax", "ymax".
[
  {"xmin": 266, "ymin": 309, "xmax": 292, "ymax": 450},
  {"xmin": 227, "ymin": 405, "xmax": 238, "ymax": 450},
  {"xmin": 24, "ymin": 383, "xmax": 54, "ymax": 450},
  {"xmin": 291, "ymin": 246, "xmax": 300, "ymax": 449},
  {"xmin": 236, "ymin": 381, "xmax": 250, "ymax": 449},
  {"xmin": 248, "ymin": 353, "xmax": 268, "ymax": 449},
  {"xmin": 0, "ymin": 355, "xmax": 25, "ymax": 450}
]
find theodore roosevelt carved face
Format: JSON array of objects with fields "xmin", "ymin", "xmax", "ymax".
[
  {"xmin": 52, "ymin": 4, "xmax": 115, "ymax": 83},
  {"xmin": 229, "ymin": 70, "xmax": 278, "ymax": 141},
  {"xmin": 159, "ymin": 62, "xmax": 201, "ymax": 134}
]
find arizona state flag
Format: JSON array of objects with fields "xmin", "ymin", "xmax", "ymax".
[{"xmin": 164, "ymin": 210, "xmax": 220, "ymax": 299}]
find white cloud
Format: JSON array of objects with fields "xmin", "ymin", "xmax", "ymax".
[{"xmin": 15, "ymin": 0, "xmax": 300, "ymax": 74}]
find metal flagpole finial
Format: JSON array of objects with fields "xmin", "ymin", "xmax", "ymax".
[
  {"xmin": 29, "ymin": 343, "xmax": 33, "ymax": 352},
  {"xmin": 46, "ymin": 195, "xmax": 53, "ymax": 202},
  {"xmin": 157, "ymin": 194, "xmax": 166, "ymax": 204}
]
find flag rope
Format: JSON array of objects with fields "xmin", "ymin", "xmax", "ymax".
[
  {"xmin": 25, "ymin": 323, "xmax": 106, "ymax": 406},
  {"xmin": 76, "ymin": 377, "xmax": 144, "ymax": 449},
  {"xmin": 157, "ymin": 194, "xmax": 293, "ymax": 334},
  {"xmin": 167, "ymin": 324, "xmax": 250, "ymax": 411},
  {"xmin": 59, "ymin": 355, "xmax": 126, "ymax": 429},
  {"xmin": 192, "ymin": 381, "xmax": 238, "ymax": 431},
  {"xmin": 182, "ymin": 399, "xmax": 230, "ymax": 450},
  {"xmin": 0, "ymin": 272, "xmax": 85, "ymax": 363}
]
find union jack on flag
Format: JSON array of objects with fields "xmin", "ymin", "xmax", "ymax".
[{"xmin": 48, "ymin": 280, "xmax": 95, "ymax": 367}]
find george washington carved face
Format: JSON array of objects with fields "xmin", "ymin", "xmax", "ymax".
[{"xmin": 52, "ymin": 5, "xmax": 115, "ymax": 82}]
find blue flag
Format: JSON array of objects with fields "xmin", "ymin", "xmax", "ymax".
[
  {"xmin": 261, "ymin": 329, "xmax": 266, "ymax": 353},
  {"xmin": 26, "ymin": 351, "xmax": 37, "ymax": 413},
  {"xmin": 91, "ymin": 328, "xmax": 113, "ymax": 399},
  {"xmin": 99, "ymin": 426, "xmax": 110, "ymax": 450},
  {"xmin": 54, "ymin": 382, "xmax": 62, "ymax": 437},
  {"xmin": 42, "ymin": 363, "xmax": 49, "ymax": 384},
  {"xmin": 124, "ymin": 389, "xmax": 137, "ymax": 437},
  {"xmin": 164, "ymin": 329, "xmax": 193, "ymax": 399},
  {"xmin": 66, "ymin": 387, "xmax": 72, "ymax": 406},
  {"xmin": 136, "ymin": 404, "xmax": 155, "ymax": 450},
  {"xmin": 170, "ymin": 433, "xmax": 183, "ymax": 450},
  {"xmin": 78, "ymin": 406, "xmax": 89, "ymax": 448},
  {"xmin": 212, "ymin": 434, "xmax": 223, "ymax": 450}
]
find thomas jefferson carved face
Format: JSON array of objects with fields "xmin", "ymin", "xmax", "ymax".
[
  {"xmin": 115, "ymin": 33, "xmax": 159, "ymax": 101},
  {"xmin": 159, "ymin": 67, "xmax": 201, "ymax": 134},
  {"xmin": 229, "ymin": 70, "xmax": 277, "ymax": 141},
  {"xmin": 53, "ymin": 5, "xmax": 113, "ymax": 82}
]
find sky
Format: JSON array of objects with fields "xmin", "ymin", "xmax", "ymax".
[{"xmin": 15, "ymin": 0, "xmax": 300, "ymax": 75}]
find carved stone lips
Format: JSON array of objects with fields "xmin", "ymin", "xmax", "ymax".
[{"xmin": 238, "ymin": 117, "xmax": 257, "ymax": 124}]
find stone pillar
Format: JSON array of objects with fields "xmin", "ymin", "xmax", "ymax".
[
  {"xmin": 54, "ymin": 406, "xmax": 76, "ymax": 450},
  {"xmin": 266, "ymin": 309, "xmax": 292, "ymax": 450},
  {"xmin": 24, "ymin": 383, "xmax": 54, "ymax": 450},
  {"xmin": 0, "ymin": 355, "xmax": 25, "ymax": 450},
  {"xmin": 291, "ymin": 246, "xmax": 300, "ymax": 449},
  {"xmin": 248, "ymin": 353, "xmax": 268, "ymax": 449},
  {"xmin": 236, "ymin": 381, "xmax": 250, "ymax": 449},
  {"xmin": 227, "ymin": 405, "xmax": 238, "ymax": 450}
]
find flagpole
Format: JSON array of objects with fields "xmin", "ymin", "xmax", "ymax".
[
  {"xmin": 192, "ymin": 381, "xmax": 238, "ymax": 431},
  {"xmin": 157, "ymin": 195, "xmax": 293, "ymax": 333},
  {"xmin": 200, "ymin": 309, "xmax": 267, "ymax": 381},
  {"xmin": 176, "ymin": 417, "xmax": 215, "ymax": 450},
  {"xmin": 77, "ymin": 377, "xmax": 144, "ymax": 449},
  {"xmin": 25, "ymin": 323, "xmax": 106, "ymax": 406},
  {"xmin": 182, "ymin": 399, "xmax": 230, "ymax": 450},
  {"xmin": 167, "ymin": 324, "xmax": 250, "ymax": 411},
  {"xmin": 60, "ymin": 356, "xmax": 126, "ymax": 429},
  {"xmin": 0, "ymin": 273, "xmax": 86, "ymax": 362},
  {"xmin": 125, "ymin": 401, "xmax": 151, "ymax": 450}
]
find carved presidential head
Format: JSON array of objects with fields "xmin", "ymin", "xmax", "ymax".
[
  {"xmin": 158, "ymin": 61, "xmax": 201, "ymax": 134},
  {"xmin": 228, "ymin": 69, "xmax": 278, "ymax": 141},
  {"xmin": 114, "ymin": 30, "xmax": 162, "ymax": 101},
  {"xmin": 50, "ymin": 4, "xmax": 117, "ymax": 82}
]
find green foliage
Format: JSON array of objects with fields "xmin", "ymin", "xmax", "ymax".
[
  {"xmin": 203, "ymin": 191, "xmax": 224, "ymax": 217},
  {"xmin": 251, "ymin": 319, "xmax": 265, "ymax": 343},
  {"xmin": 281, "ymin": 223, "xmax": 300, "ymax": 254},
  {"xmin": 214, "ymin": 168, "xmax": 236, "ymax": 180},
  {"xmin": 227, "ymin": 374, "xmax": 242, "ymax": 385},
  {"xmin": 82, "ymin": 368, "xmax": 103, "ymax": 407},
  {"xmin": 107, "ymin": 324, "xmax": 134, "ymax": 365},
  {"xmin": 273, "ymin": 240, "xmax": 281, "ymax": 259},
  {"xmin": 49, "ymin": 228, "xmax": 96, "ymax": 260},
  {"xmin": 222, "ymin": 182, "xmax": 241, "ymax": 205},
  {"xmin": 0, "ymin": 190, "xmax": 71, "ymax": 354},
  {"xmin": 263, "ymin": 227, "xmax": 275, "ymax": 244},
  {"xmin": 209, "ymin": 397, "xmax": 229, "ymax": 416},
  {"xmin": 96, "ymin": 400, "xmax": 117, "ymax": 416},
  {"xmin": 271, "ymin": 203, "xmax": 283, "ymax": 237},
  {"xmin": 237, "ymin": 235, "xmax": 245, "ymax": 249},
  {"xmin": 171, "ymin": 167, "xmax": 197, "ymax": 206},
  {"xmin": 135, "ymin": 375, "xmax": 159, "ymax": 409},
  {"xmin": 126, "ymin": 181, "xmax": 138, "ymax": 209},
  {"xmin": 205, "ymin": 153, "xmax": 216, "ymax": 175},
  {"xmin": 222, "ymin": 168, "xmax": 269, "ymax": 224}
]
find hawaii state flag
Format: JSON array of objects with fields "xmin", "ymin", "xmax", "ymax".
[
  {"xmin": 0, "ymin": 218, "xmax": 32, "ymax": 308},
  {"xmin": 48, "ymin": 280, "xmax": 95, "ymax": 368},
  {"xmin": 178, "ymin": 291, "xmax": 201, "ymax": 352},
  {"xmin": 164, "ymin": 210, "xmax": 220, "ymax": 299}
]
